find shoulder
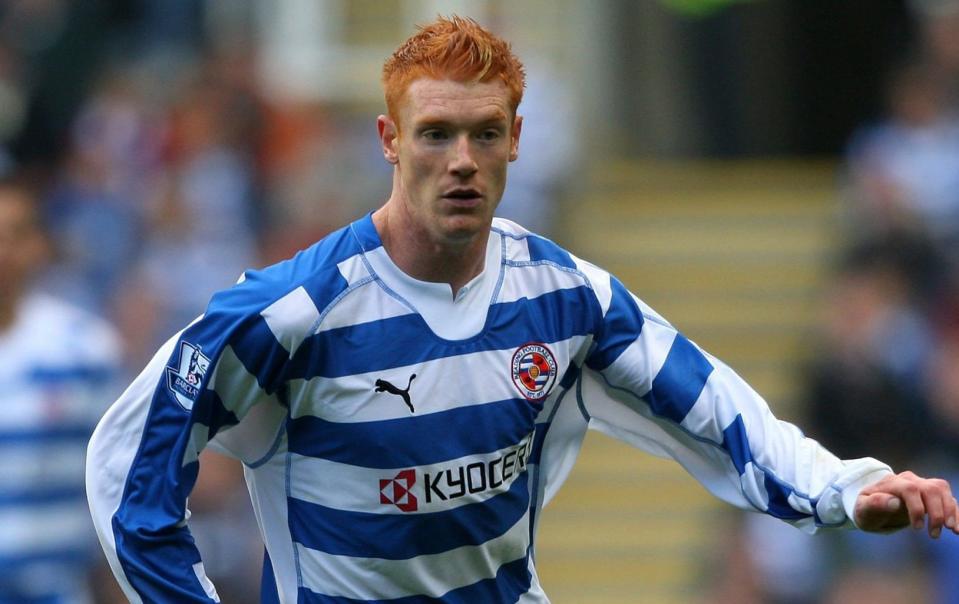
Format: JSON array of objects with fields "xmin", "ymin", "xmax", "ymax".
[
  {"xmin": 20, "ymin": 292, "xmax": 123, "ymax": 366},
  {"xmin": 493, "ymin": 217, "xmax": 613, "ymax": 304},
  {"xmin": 198, "ymin": 217, "xmax": 373, "ymax": 357}
]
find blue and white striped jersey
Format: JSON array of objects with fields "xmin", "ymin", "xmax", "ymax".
[
  {"xmin": 1, "ymin": 293, "xmax": 121, "ymax": 603},
  {"xmin": 87, "ymin": 214, "xmax": 892, "ymax": 603}
]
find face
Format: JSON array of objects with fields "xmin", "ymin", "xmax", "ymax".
[
  {"xmin": 378, "ymin": 78, "xmax": 522, "ymax": 245},
  {"xmin": 0, "ymin": 189, "xmax": 46, "ymax": 302}
]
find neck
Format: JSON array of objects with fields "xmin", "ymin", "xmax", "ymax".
[{"xmin": 372, "ymin": 203, "xmax": 489, "ymax": 298}]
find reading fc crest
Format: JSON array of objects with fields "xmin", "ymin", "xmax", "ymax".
[{"xmin": 511, "ymin": 343, "xmax": 558, "ymax": 402}]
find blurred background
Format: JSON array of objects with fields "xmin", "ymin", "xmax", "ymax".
[{"xmin": 1, "ymin": 0, "xmax": 958, "ymax": 602}]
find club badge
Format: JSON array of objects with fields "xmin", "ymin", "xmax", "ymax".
[{"xmin": 511, "ymin": 343, "xmax": 557, "ymax": 402}]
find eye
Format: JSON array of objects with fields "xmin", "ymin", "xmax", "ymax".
[
  {"xmin": 421, "ymin": 129, "xmax": 448, "ymax": 141},
  {"xmin": 477, "ymin": 129, "xmax": 501, "ymax": 141}
]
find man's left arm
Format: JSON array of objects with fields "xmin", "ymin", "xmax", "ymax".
[{"xmin": 575, "ymin": 266, "xmax": 957, "ymax": 536}]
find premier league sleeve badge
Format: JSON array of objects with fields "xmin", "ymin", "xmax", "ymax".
[{"xmin": 166, "ymin": 341, "xmax": 211, "ymax": 411}]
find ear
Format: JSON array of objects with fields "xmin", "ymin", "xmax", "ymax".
[
  {"xmin": 508, "ymin": 114, "xmax": 523, "ymax": 162},
  {"xmin": 378, "ymin": 115, "xmax": 399, "ymax": 165}
]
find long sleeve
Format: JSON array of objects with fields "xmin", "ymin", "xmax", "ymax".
[
  {"xmin": 576, "ymin": 268, "xmax": 892, "ymax": 532},
  {"xmin": 86, "ymin": 278, "xmax": 292, "ymax": 602}
]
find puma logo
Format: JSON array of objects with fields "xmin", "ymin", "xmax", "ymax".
[{"xmin": 374, "ymin": 374, "xmax": 416, "ymax": 413}]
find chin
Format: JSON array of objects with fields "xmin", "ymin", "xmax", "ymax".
[{"xmin": 436, "ymin": 215, "xmax": 489, "ymax": 244}]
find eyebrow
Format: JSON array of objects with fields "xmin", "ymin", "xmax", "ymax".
[{"xmin": 415, "ymin": 109, "xmax": 510, "ymax": 129}]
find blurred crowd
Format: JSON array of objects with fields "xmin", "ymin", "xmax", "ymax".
[
  {"xmin": 0, "ymin": 2, "xmax": 389, "ymax": 603},
  {"xmin": 715, "ymin": 1, "xmax": 959, "ymax": 603}
]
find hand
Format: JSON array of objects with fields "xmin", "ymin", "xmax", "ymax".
[{"xmin": 854, "ymin": 471, "xmax": 959, "ymax": 538}]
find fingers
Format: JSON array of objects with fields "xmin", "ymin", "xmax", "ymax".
[
  {"xmin": 922, "ymin": 486, "xmax": 945, "ymax": 538},
  {"xmin": 856, "ymin": 472, "xmax": 959, "ymax": 537},
  {"xmin": 898, "ymin": 478, "xmax": 926, "ymax": 532},
  {"xmin": 945, "ymin": 496, "xmax": 959, "ymax": 535}
]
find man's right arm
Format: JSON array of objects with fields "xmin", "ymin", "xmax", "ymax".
[{"xmin": 86, "ymin": 282, "xmax": 292, "ymax": 601}]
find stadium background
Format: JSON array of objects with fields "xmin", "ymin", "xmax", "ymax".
[{"xmin": 3, "ymin": 0, "xmax": 958, "ymax": 602}]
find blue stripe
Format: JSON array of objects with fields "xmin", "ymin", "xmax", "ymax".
[
  {"xmin": 297, "ymin": 555, "xmax": 531, "ymax": 604},
  {"xmin": 193, "ymin": 389, "xmax": 239, "ymax": 440},
  {"xmin": 288, "ymin": 400, "xmax": 537, "ymax": 468},
  {"xmin": 527, "ymin": 420, "xmax": 549, "ymax": 467},
  {"xmin": 349, "ymin": 212, "xmax": 384, "ymax": 252},
  {"xmin": 27, "ymin": 365, "xmax": 114, "ymax": 384},
  {"xmin": 0, "ymin": 486, "xmax": 85, "ymax": 506},
  {"xmin": 642, "ymin": 334, "xmax": 713, "ymax": 424},
  {"xmin": 763, "ymin": 474, "xmax": 810, "ymax": 521},
  {"xmin": 223, "ymin": 315, "xmax": 291, "ymax": 398},
  {"xmin": 261, "ymin": 550, "xmax": 280, "ymax": 604},
  {"xmin": 233, "ymin": 221, "xmax": 357, "ymax": 315},
  {"xmin": 722, "ymin": 416, "xmax": 811, "ymax": 521},
  {"xmin": 289, "ymin": 286, "xmax": 597, "ymax": 380},
  {"xmin": 0, "ymin": 425, "xmax": 93, "ymax": 445},
  {"xmin": 0, "ymin": 548, "xmax": 90, "ymax": 570},
  {"xmin": 289, "ymin": 474, "xmax": 529, "ymax": 560},
  {"xmin": 721, "ymin": 414, "xmax": 752, "ymax": 475},
  {"xmin": 525, "ymin": 235, "xmax": 576, "ymax": 269},
  {"xmin": 112, "ymin": 384, "xmax": 217, "ymax": 601},
  {"xmin": 586, "ymin": 277, "xmax": 645, "ymax": 371}
]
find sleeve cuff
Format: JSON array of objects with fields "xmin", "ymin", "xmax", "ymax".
[{"xmin": 839, "ymin": 460, "xmax": 894, "ymax": 528}]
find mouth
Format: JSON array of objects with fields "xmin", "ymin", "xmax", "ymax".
[{"xmin": 441, "ymin": 187, "xmax": 483, "ymax": 207}]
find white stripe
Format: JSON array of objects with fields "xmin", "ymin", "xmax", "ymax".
[
  {"xmin": 497, "ymin": 263, "xmax": 590, "ymax": 305},
  {"xmin": 193, "ymin": 562, "xmax": 220, "ymax": 601},
  {"xmin": 572, "ymin": 256, "xmax": 612, "ymax": 313},
  {"xmin": 244, "ymin": 456, "xmax": 300, "ymax": 604},
  {"xmin": 316, "ymin": 281, "xmax": 411, "ymax": 334},
  {"xmin": 296, "ymin": 508, "xmax": 531, "ymax": 600},
  {"xmin": 0, "ymin": 386, "xmax": 104, "ymax": 429},
  {"xmin": 498, "ymin": 227, "xmax": 532, "ymax": 263},
  {"xmin": 0, "ymin": 503, "xmax": 92, "ymax": 554},
  {"xmin": 261, "ymin": 286, "xmax": 320, "ymax": 357},
  {"xmin": 289, "ymin": 431, "xmax": 533, "ymax": 514},
  {"xmin": 86, "ymin": 333, "xmax": 184, "ymax": 604},
  {"xmin": 181, "ymin": 423, "xmax": 210, "ymax": 467},
  {"xmin": 680, "ymin": 361, "xmax": 752, "ymax": 445},
  {"xmin": 288, "ymin": 337, "xmax": 585, "ymax": 423},
  {"xmin": 336, "ymin": 253, "xmax": 371, "ymax": 287},
  {"xmin": 0, "ymin": 442, "xmax": 87, "ymax": 489},
  {"xmin": 741, "ymin": 461, "xmax": 770, "ymax": 510},
  {"xmin": 600, "ymin": 320, "xmax": 676, "ymax": 398},
  {"xmin": 211, "ymin": 345, "xmax": 274, "ymax": 418}
]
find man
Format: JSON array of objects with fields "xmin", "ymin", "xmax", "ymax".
[
  {"xmin": 0, "ymin": 179, "xmax": 121, "ymax": 603},
  {"xmin": 87, "ymin": 16, "xmax": 958, "ymax": 603}
]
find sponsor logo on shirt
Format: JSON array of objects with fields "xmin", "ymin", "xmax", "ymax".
[
  {"xmin": 166, "ymin": 341, "xmax": 210, "ymax": 411},
  {"xmin": 511, "ymin": 343, "xmax": 557, "ymax": 402},
  {"xmin": 379, "ymin": 469, "xmax": 418, "ymax": 512},
  {"xmin": 378, "ymin": 436, "xmax": 532, "ymax": 513}
]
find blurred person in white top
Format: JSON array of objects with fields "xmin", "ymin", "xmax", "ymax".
[{"xmin": 0, "ymin": 178, "xmax": 121, "ymax": 603}]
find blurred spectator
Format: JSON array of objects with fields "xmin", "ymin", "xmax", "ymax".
[
  {"xmin": 804, "ymin": 243, "xmax": 938, "ymax": 471},
  {"xmin": 496, "ymin": 58, "xmax": 578, "ymax": 236},
  {"xmin": 0, "ymin": 178, "xmax": 121, "ymax": 603},
  {"xmin": 42, "ymin": 66, "xmax": 163, "ymax": 314},
  {"xmin": 910, "ymin": 0, "xmax": 959, "ymax": 106},
  {"xmin": 844, "ymin": 60, "xmax": 959, "ymax": 249},
  {"xmin": 117, "ymin": 53, "xmax": 262, "ymax": 365}
]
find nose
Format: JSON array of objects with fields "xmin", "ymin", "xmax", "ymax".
[{"xmin": 449, "ymin": 135, "xmax": 478, "ymax": 178}]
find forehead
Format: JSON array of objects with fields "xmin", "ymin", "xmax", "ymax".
[{"xmin": 400, "ymin": 78, "xmax": 512, "ymax": 124}]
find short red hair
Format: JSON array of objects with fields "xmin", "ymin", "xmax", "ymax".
[{"xmin": 382, "ymin": 15, "xmax": 526, "ymax": 124}]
